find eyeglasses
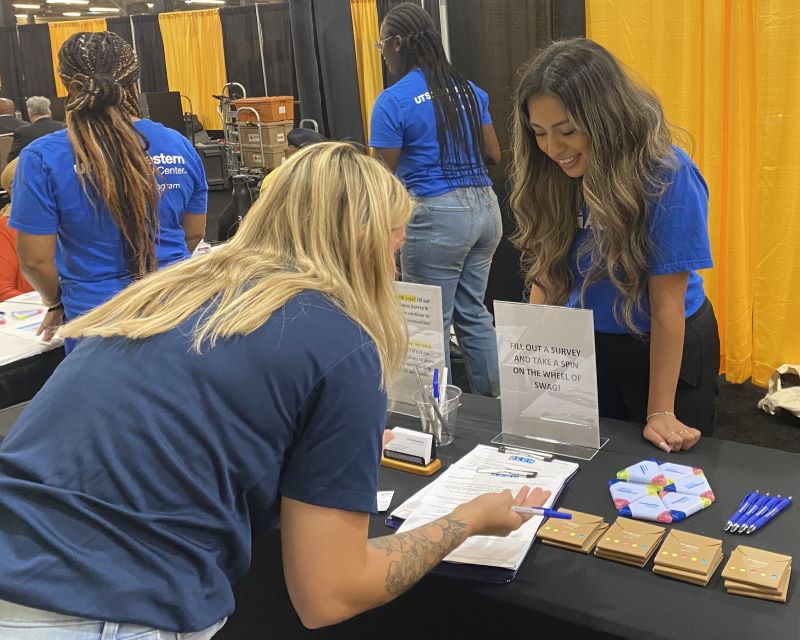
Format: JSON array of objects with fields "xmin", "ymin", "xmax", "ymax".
[{"xmin": 374, "ymin": 36, "xmax": 394, "ymax": 51}]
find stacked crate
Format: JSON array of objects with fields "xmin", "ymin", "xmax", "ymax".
[{"xmin": 235, "ymin": 96, "xmax": 295, "ymax": 171}]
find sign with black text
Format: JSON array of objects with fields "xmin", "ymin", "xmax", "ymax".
[
  {"xmin": 390, "ymin": 282, "xmax": 446, "ymax": 414},
  {"xmin": 495, "ymin": 301, "xmax": 600, "ymax": 449}
]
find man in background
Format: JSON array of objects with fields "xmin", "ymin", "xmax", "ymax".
[
  {"xmin": 0, "ymin": 98, "xmax": 25, "ymax": 135},
  {"xmin": 7, "ymin": 96, "xmax": 65, "ymax": 162}
]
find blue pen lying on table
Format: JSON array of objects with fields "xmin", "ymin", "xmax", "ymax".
[
  {"xmin": 745, "ymin": 496, "xmax": 792, "ymax": 534},
  {"xmin": 512, "ymin": 506, "xmax": 572, "ymax": 519},
  {"xmin": 734, "ymin": 494, "xmax": 782, "ymax": 533},
  {"xmin": 730, "ymin": 491, "xmax": 771, "ymax": 532},
  {"xmin": 724, "ymin": 490, "xmax": 759, "ymax": 531}
]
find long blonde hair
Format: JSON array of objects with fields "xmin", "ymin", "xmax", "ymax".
[
  {"xmin": 510, "ymin": 38, "xmax": 677, "ymax": 333},
  {"xmin": 61, "ymin": 142, "xmax": 414, "ymax": 385}
]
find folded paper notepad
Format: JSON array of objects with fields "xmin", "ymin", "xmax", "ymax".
[
  {"xmin": 652, "ymin": 530, "xmax": 723, "ymax": 586},
  {"xmin": 721, "ymin": 545, "xmax": 792, "ymax": 603},
  {"xmin": 594, "ymin": 517, "xmax": 665, "ymax": 568},
  {"xmin": 536, "ymin": 509, "xmax": 608, "ymax": 554}
]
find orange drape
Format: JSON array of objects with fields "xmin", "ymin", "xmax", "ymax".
[
  {"xmin": 587, "ymin": 0, "xmax": 800, "ymax": 385},
  {"xmin": 350, "ymin": 0, "xmax": 383, "ymax": 142},
  {"xmin": 159, "ymin": 9, "xmax": 227, "ymax": 130}
]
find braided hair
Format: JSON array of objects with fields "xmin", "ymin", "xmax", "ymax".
[
  {"xmin": 382, "ymin": 3, "xmax": 486, "ymax": 186},
  {"xmin": 59, "ymin": 31, "xmax": 160, "ymax": 278}
]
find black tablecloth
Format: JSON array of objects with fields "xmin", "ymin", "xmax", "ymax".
[
  {"xmin": 0, "ymin": 347, "xmax": 64, "ymax": 410},
  {"xmin": 219, "ymin": 394, "xmax": 800, "ymax": 639}
]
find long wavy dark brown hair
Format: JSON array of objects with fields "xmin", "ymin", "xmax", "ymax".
[
  {"xmin": 59, "ymin": 31, "xmax": 159, "ymax": 278},
  {"xmin": 510, "ymin": 38, "xmax": 678, "ymax": 333}
]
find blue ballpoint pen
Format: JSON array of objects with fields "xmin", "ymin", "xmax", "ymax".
[
  {"xmin": 736, "ymin": 495, "xmax": 782, "ymax": 533},
  {"xmin": 746, "ymin": 496, "xmax": 793, "ymax": 534},
  {"xmin": 432, "ymin": 368, "xmax": 440, "ymax": 405},
  {"xmin": 725, "ymin": 491, "xmax": 759, "ymax": 531},
  {"xmin": 512, "ymin": 506, "xmax": 572, "ymax": 519},
  {"xmin": 730, "ymin": 492, "xmax": 771, "ymax": 532}
]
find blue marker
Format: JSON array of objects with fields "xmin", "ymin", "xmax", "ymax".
[
  {"xmin": 432, "ymin": 368, "xmax": 440, "ymax": 405},
  {"xmin": 512, "ymin": 506, "xmax": 572, "ymax": 519},
  {"xmin": 731, "ymin": 492, "xmax": 771, "ymax": 532},
  {"xmin": 736, "ymin": 495, "xmax": 782, "ymax": 533},
  {"xmin": 746, "ymin": 496, "xmax": 792, "ymax": 534}
]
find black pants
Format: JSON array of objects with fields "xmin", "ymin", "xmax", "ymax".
[{"xmin": 594, "ymin": 298, "xmax": 720, "ymax": 434}]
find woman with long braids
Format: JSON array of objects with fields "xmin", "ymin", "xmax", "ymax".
[
  {"xmin": 510, "ymin": 39, "xmax": 720, "ymax": 453},
  {"xmin": 370, "ymin": 2, "xmax": 502, "ymax": 397},
  {"xmin": 10, "ymin": 32, "xmax": 206, "ymax": 347}
]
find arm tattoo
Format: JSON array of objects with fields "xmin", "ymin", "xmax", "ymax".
[{"xmin": 367, "ymin": 516, "xmax": 469, "ymax": 597}]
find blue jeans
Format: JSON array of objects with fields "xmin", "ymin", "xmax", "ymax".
[
  {"xmin": 0, "ymin": 599, "xmax": 226, "ymax": 639},
  {"xmin": 401, "ymin": 187, "xmax": 502, "ymax": 397}
]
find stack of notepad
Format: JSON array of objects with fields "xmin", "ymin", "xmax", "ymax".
[
  {"xmin": 721, "ymin": 545, "xmax": 792, "ymax": 602},
  {"xmin": 594, "ymin": 517, "xmax": 665, "ymax": 567},
  {"xmin": 652, "ymin": 530, "xmax": 723, "ymax": 586},
  {"xmin": 536, "ymin": 509, "xmax": 608, "ymax": 554}
]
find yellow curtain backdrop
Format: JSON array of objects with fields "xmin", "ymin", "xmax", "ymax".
[
  {"xmin": 159, "ymin": 9, "xmax": 226, "ymax": 131},
  {"xmin": 350, "ymin": 0, "xmax": 383, "ymax": 142},
  {"xmin": 49, "ymin": 19, "xmax": 108, "ymax": 97},
  {"xmin": 586, "ymin": 0, "xmax": 800, "ymax": 386}
]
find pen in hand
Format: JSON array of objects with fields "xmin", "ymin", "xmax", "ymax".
[{"xmin": 512, "ymin": 506, "xmax": 572, "ymax": 519}]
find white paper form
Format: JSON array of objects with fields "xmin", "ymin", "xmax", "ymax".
[
  {"xmin": 389, "ymin": 445, "xmax": 578, "ymax": 521},
  {"xmin": 393, "ymin": 446, "xmax": 579, "ymax": 570}
]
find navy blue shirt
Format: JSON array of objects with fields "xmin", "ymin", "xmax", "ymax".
[
  {"xmin": 9, "ymin": 119, "xmax": 207, "ymax": 320},
  {"xmin": 0, "ymin": 291, "xmax": 386, "ymax": 632},
  {"xmin": 568, "ymin": 147, "xmax": 713, "ymax": 333},
  {"xmin": 369, "ymin": 68, "xmax": 492, "ymax": 197}
]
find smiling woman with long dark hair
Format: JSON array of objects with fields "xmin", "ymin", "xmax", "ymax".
[{"xmin": 510, "ymin": 38, "xmax": 720, "ymax": 453}]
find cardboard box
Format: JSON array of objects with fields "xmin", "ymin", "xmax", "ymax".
[
  {"xmin": 240, "ymin": 145, "xmax": 285, "ymax": 170},
  {"xmin": 238, "ymin": 121, "xmax": 293, "ymax": 147},
  {"xmin": 236, "ymin": 96, "xmax": 295, "ymax": 123}
]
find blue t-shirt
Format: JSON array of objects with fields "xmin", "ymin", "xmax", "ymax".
[
  {"xmin": 0, "ymin": 291, "xmax": 386, "ymax": 632},
  {"xmin": 9, "ymin": 119, "xmax": 207, "ymax": 320},
  {"xmin": 568, "ymin": 147, "xmax": 713, "ymax": 334},
  {"xmin": 369, "ymin": 68, "xmax": 492, "ymax": 197}
]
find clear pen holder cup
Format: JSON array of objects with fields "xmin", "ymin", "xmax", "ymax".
[{"xmin": 412, "ymin": 384, "xmax": 462, "ymax": 447}]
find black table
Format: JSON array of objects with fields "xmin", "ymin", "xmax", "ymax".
[
  {"xmin": 219, "ymin": 394, "xmax": 800, "ymax": 639},
  {"xmin": 0, "ymin": 347, "xmax": 64, "ymax": 410}
]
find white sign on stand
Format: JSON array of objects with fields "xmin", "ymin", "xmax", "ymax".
[
  {"xmin": 492, "ymin": 301, "xmax": 608, "ymax": 460},
  {"xmin": 390, "ymin": 282, "xmax": 446, "ymax": 416}
]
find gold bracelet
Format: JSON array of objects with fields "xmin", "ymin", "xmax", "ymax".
[{"xmin": 646, "ymin": 410, "xmax": 675, "ymax": 422}]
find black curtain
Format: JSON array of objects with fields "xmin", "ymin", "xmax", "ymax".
[
  {"xmin": 556, "ymin": 0, "xmax": 586, "ymax": 38},
  {"xmin": 0, "ymin": 26, "xmax": 22, "ymax": 102},
  {"xmin": 288, "ymin": 0, "xmax": 325, "ymax": 132},
  {"xmin": 18, "ymin": 24, "xmax": 56, "ymax": 99},
  {"xmin": 311, "ymin": 0, "xmax": 363, "ymax": 144},
  {"xmin": 447, "ymin": 0, "xmax": 561, "ymax": 310},
  {"xmin": 106, "ymin": 16, "xmax": 133, "ymax": 47},
  {"xmin": 258, "ymin": 2, "xmax": 297, "ymax": 98},
  {"xmin": 220, "ymin": 6, "xmax": 265, "ymax": 97},
  {"xmin": 132, "ymin": 14, "xmax": 168, "ymax": 93},
  {"xmin": 421, "ymin": 0, "xmax": 440, "ymax": 31}
]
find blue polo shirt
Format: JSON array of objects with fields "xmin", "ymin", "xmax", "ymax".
[
  {"xmin": 568, "ymin": 147, "xmax": 713, "ymax": 334},
  {"xmin": 370, "ymin": 68, "xmax": 492, "ymax": 197},
  {"xmin": 0, "ymin": 291, "xmax": 386, "ymax": 632},
  {"xmin": 9, "ymin": 119, "xmax": 207, "ymax": 320}
]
